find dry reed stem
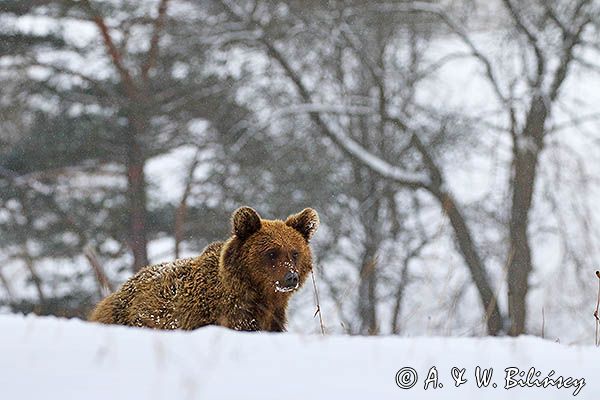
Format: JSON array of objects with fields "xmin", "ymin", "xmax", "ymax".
[{"xmin": 311, "ymin": 270, "xmax": 325, "ymax": 335}]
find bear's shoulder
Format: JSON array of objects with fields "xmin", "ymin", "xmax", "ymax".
[{"xmin": 201, "ymin": 241, "xmax": 224, "ymax": 259}]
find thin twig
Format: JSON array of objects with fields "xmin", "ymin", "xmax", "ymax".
[
  {"xmin": 0, "ymin": 268, "xmax": 14, "ymax": 301},
  {"xmin": 311, "ymin": 269, "xmax": 325, "ymax": 335},
  {"xmin": 594, "ymin": 270, "xmax": 600, "ymax": 346},
  {"xmin": 84, "ymin": 245, "xmax": 113, "ymax": 298},
  {"xmin": 174, "ymin": 150, "xmax": 201, "ymax": 259},
  {"xmin": 20, "ymin": 246, "xmax": 45, "ymax": 304}
]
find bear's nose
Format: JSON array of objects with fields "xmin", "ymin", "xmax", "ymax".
[{"xmin": 283, "ymin": 271, "xmax": 299, "ymax": 288}]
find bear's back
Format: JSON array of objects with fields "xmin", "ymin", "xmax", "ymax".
[{"xmin": 90, "ymin": 241, "xmax": 225, "ymax": 329}]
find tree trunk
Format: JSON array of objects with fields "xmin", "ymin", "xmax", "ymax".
[
  {"xmin": 507, "ymin": 97, "xmax": 547, "ymax": 336},
  {"xmin": 391, "ymin": 257, "xmax": 410, "ymax": 334},
  {"xmin": 126, "ymin": 118, "xmax": 149, "ymax": 271},
  {"xmin": 432, "ymin": 189, "xmax": 504, "ymax": 335},
  {"xmin": 507, "ymin": 149, "xmax": 538, "ymax": 336},
  {"xmin": 358, "ymin": 246, "xmax": 378, "ymax": 335}
]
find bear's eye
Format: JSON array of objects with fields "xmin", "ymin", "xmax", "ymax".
[
  {"xmin": 267, "ymin": 250, "xmax": 278, "ymax": 261},
  {"xmin": 291, "ymin": 251, "xmax": 299, "ymax": 261}
]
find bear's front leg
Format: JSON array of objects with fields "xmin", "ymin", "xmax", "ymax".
[
  {"xmin": 218, "ymin": 314, "xmax": 260, "ymax": 332},
  {"xmin": 268, "ymin": 308, "xmax": 287, "ymax": 332}
]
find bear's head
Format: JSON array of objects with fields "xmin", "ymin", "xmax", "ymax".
[{"xmin": 221, "ymin": 206, "xmax": 319, "ymax": 298}]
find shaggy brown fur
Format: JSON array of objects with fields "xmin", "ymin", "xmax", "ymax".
[{"xmin": 89, "ymin": 207, "xmax": 319, "ymax": 332}]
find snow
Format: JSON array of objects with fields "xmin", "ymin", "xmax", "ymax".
[{"xmin": 0, "ymin": 314, "xmax": 596, "ymax": 400}]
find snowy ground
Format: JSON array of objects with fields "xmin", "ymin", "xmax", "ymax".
[{"xmin": 0, "ymin": 314, "xmax": 595, "ymax": 400}]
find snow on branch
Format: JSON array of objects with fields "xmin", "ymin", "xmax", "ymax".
[
  {"xmin": 269, "ymin": 104, "xmax": 430, "ymax": 188},
  {"xmin": 262, "ymin": 41, "xmax": 429, "ymax": 188}
]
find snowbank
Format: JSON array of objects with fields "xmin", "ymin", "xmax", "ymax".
[{"xmin": 0, "ymin": 314, "xmax": 596, "ymax": 399}]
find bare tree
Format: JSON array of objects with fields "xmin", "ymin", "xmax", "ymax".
[
  {"xmin": 429, "ymin": 0, "xmax": 597, "ymax": 335},
  {"xmin": 79, "ymin": 0, "xmax": 172, "ymax": 270},
  {"xmin": 211, "ymin": 0, "xmax": 600, "ymax": 336}
]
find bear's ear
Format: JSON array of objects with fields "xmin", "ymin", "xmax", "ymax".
[
  {"xmin": 232, "ymin": 206, "xmax": 262, "ymax": 241},
  {"xmin": 285, "ymin": 208, "xmax": 319, "ymax": 242}
]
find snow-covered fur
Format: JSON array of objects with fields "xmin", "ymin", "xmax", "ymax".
[{"xmin": 89, "ymin": 207, "xmax": 319, "ymax": 332}]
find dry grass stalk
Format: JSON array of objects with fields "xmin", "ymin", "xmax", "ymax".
[
  {"xmin": 84, "ymin": 245, "xmax": 113, "ymax": 298},
  {"xmin": 594, "ymin": 271, "xmax": 600, "ymax": 347},
  {"xmin": 311, "ymin": 270, "xmax": 325, "ymax": 335}
]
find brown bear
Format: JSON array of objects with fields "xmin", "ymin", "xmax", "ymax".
[{"xmin": 89, "ymin": 206, "xmax": 319, "ymax": 332}]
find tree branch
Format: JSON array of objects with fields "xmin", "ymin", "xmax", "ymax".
[
  {"xmin": 501, "ymin": 0, "xmax": 545, "ymax": 87},
  {"xmin": 262, "ymin": 40, "xmax": 429, "ymax": 188},
  {"xmin": 141, "ymin": 0, "xmax": 170, "ymax": 82},
  {"xmin": 548, "ymin": 13, "xmax": 591, "ymax": 102},
  {"xmin": 81, "ymin": 0, "xmax": 138, "ymax": 99}
]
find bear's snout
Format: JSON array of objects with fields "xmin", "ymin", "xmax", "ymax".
[{"xmin": 283, "ymin": 270, "xmax": 299, "ymax": 289}]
